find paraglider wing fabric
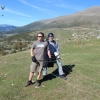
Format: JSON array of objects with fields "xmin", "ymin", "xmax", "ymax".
[
  {"xmin": 0, "ymin": 5, "xmax": 5, "ymax": 16},
  {"xmin": 1, "ymin": 5, "xmax": 5, "ymax": 10}
]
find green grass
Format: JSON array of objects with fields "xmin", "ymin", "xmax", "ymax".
[{"xmin": 0, "ymin": 39, "xmax": 100, "ymax": 100}]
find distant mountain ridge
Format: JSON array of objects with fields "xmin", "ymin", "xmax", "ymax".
[
  {"xmin": 2, "ymin": 6, "xmax": 100, "ymax": 34},
  {"xmin": 0, "ymin": 24, "xmax": 17, "ymax": 33}
]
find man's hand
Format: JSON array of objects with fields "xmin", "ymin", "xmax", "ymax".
[
  {"xmin": 57, "ymin": 55, "xmax": 60, "ymax": 59},
  {"xmin": 31, "ymin": 56, "xmax": 37, "ymax": 62},
  {"xmin": 54, "ymin": 52, "xmax": 59, "ymax": 56},
  {"xmin": 54, "ymin": 52, "xmax": 61, "ymax": 59}
]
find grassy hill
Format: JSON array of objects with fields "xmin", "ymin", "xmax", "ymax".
[
  {"xmin": 0, "ymin": 38, "xmax": 100, "ymax": 100},
  {"xmin": 0, "ymin": 27, "xmax": 100, "ymax": 55},
  {"xmin": 4, "ymin": 6, "xmax": 100, "ymax": 35}
]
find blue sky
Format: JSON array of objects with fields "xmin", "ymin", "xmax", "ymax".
[{"xmin": 0, "ymin": 0, "xmax": 100, "ymax": 27}]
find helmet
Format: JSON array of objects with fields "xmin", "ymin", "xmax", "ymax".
[{"xmin": 48, "ymin": 33, "xmax": 54, "ymax": 37}]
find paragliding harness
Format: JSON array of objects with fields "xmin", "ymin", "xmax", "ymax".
[
  {"xmin": 47, "ymin": 55, "xmax": 56, "ymax": 67},
  {"xmin": 47, "ymin": 40, "xmax": 58, "ymax": 67}
]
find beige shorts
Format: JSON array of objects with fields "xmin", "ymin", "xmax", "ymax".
[{"xmin": 30, "ymin": 61, "xmax": 44, "ymax": 73}]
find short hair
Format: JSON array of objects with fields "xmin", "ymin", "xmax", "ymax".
[{"xmin": 37, "ymin": 32, "xmax": 44, "ymax": 37}]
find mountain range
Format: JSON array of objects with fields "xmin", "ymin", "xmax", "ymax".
[
  {"xmin": 1, "ymin": 6, "xmax": 100, "ymax": 34},
  {"xmin": 0, "ymin": 24, "xmax": 17, "ymax": 34}
]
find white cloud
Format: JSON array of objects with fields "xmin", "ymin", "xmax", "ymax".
[
  {"xmin": 19, "ymin": 0, "xmax": 52, "ymax": 12},
  {"xmin": 54, "ymin": 2, "xmax": 84, "ymax": 11},
  {"xmin": 19, "ymin": 0, "xmax": 40, "ymax": 10},
  {"xmin": 6, "ymin": 19, "xmax": 16, "ymax": 22},
  {"xmin": 4, "ymin": 8, "xmax": 32, "ymax": 17},
  {"xmin": 19, "ymin": 0, "xmax": 55, "ymax": 16},
  {"xmin": 37, "ymin": 0, "xmax": 62, "ymax": 3}
]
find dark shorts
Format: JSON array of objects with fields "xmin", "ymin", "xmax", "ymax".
[{"xmin": 30, "ymin": 61, "xmax": 44, "ymax": 73}]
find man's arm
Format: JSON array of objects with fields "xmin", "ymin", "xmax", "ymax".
[
  {"xmin": 30, "ymin": 48, "xmax": 37, "ymax": 62},
  {"xmin": 56, "ymin": 42, "xmax": 60, "ymax": 54},
  {"xmin": 48, "ymin": 50, "xmax": 51, "ymax": 58},
  {"xmin": 47, "ymin": 50, "xmax": 51, "ymax": 58},
  {"xmin": 30, "ymin": 48, "xmax": 34, "ymax": 57}
]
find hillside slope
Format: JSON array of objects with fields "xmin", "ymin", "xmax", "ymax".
[
  {"xmin": 6, "ymin": 6, "xmax": 100, "ymax": 34},
  {"xmin": 0, "ymin": 39, "xmax": 100, "ymax": 100},
  {"xmin": 4, "ymin": 6, "xmax": 100, "ymax": 34}
]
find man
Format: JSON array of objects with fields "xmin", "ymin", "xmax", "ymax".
[
  {"xmin": 42, "ymin": 33, "xmax": 66, "ymax": 80},
  {"xmin": 25, "ymin": 32, "xmax": 51, "ymax": 87}
]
